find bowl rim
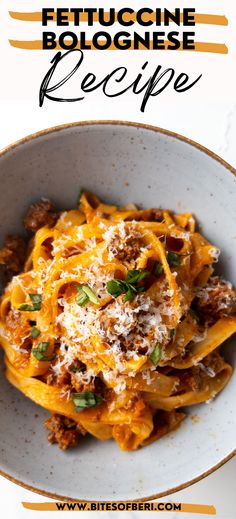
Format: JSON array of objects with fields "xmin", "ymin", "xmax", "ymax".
[
  {"xmin": 1, "ymin": 120, "xmax": 236, "ymax": 180},
  {"xmin": 0, "ymin": 119, "xmax": 235, "ymax": 502}
]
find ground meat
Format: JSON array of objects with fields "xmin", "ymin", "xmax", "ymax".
[
  {"xmin": 41, "ymin": 360, "xmax": 103, "ymax": 398},
  {"xmin": 44, "ymin": 414, "xmax": 86, "ymax": 450},
  {"xmin": 70, "ymin": 373, "xmax": 96, "ymax": 393},
  {"xmin": 0, "ymin": 235, "xmax": 26, "ymax": 286},
  {"xmin": 110, "ymin": 235, "xmax": 143, "ymax": 263},
  {"xmin": 41, "ymin": 366, "xmax": 71, "ymax": 388},
  {"xmin": 5, "ymin": 309, "xmax": 31, "ymax": 349},
  {"xmin": 23, "ymin": 199, "xmax": 58, "ymax": 232},
  {"xmin": 70, "ymin": 372, "xmax": 104, "ymax": 394},
  {"xmin": 194, "ymin": 276, "xmax": 236, "ymax": 323},
  {"xmin": 99, "ymin": 301, "xmax": 137, "ymax": 337},
  {"xmin": 98, "ymin": 297, "xmax": 154, "ymax": 355}
]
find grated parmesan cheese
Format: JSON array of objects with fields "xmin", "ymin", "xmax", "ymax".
[{"xmin": 209, "ymin": 247, "xmax": 220, "ymax": 263}]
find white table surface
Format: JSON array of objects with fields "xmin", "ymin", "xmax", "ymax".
[{"xmin": 0, "ymin": 1, "xmax": 236, "ymax": 516}]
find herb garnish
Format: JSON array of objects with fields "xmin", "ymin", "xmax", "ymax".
[
  {"xmin": 32, "ymin": 342, "xmax": 55, "ymax": 361},
  {"xmin": 167, "ymin": 251, "xmax": 181, "ymax": 267},
  {"xmin": 31, "ymin": 327, "xmax": 41, "ymax": 339},
  {"xmin": 150, "ymin": 343, "xmax": 162, "ymax": 365},
  {"xmin": 76, "ymin": 288, "xmax": 89, "ymax": 307},
  {"xmin": 167, "ymin": 251, "xmax": 192, "ymax": 268},
  {"xmin": 82, "ymin": 285, "xmax": 100, "ymax": 304},
  {"xmin": 106, "ymin": 279, "xmax": 127, "ymax": 298},
  {"xmin": 153, "ymin": 261, "xmax": 164, "ymax": 277},
  {"xmin": 76, "ymin": 285, "xmax": 99, "ymax": 306},
  {"xmin": 126, "ymin": 269, "xmax": 149, "ymax": 284},
  {"xmin": 124, "ymin": 285, "xmax": 137, "ymax": 302},
  {"xmin": 19, "ymin": 294, "xmax": 42, "ymax": 312},
  {"xmin": 107, "ymin": 269, "xmax": 149, "ymax": 302},
  {"xmin": 71, "ymin": 391, "xmax": 103, "ymax": 412},
  {"xmin": 170, "ymin": 328, "xmax": 175, "ymax": 338}
]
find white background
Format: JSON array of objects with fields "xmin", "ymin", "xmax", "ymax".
[{"xmin": 0, "ymin": 0, "xmax": 236, "ymax": 518}]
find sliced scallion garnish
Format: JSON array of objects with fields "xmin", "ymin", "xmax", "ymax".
[
  {"xmin": 76, "ymin": 285, "xmax": 99, "ymax": 306},
  {"xmin": 71, "ymin": 391, "xmax": 103, "ymax": 412},
  {"xmin": 150, "ymin": 343, "xmax": 162, "ymax": 366},
  {"xmin": 19, "ymin": 293, "xmax": 42, "ymax": 312},
  {"xmin": 32, "ymin": 342, "xmax": 55, "ymax": 361},
  {"xmin": 31, "ymin": 326, "xmax": 41, "ymax": 339}
]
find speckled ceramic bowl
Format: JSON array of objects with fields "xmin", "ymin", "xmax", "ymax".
[{"xmin": 0, "ymin": 121, "xmax": 235, "ymax": 501}]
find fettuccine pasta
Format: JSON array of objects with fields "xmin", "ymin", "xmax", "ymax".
[{"xmin": 0, "ymin": 192, "xmax": 235, "ymax": 451}]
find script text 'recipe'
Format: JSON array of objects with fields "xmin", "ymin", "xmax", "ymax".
[{"xmin": 39, "ymin": 50, "xmax": 202, "ymax": 111}]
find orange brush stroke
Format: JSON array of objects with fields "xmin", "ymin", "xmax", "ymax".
[
  {"xmin": 9, "ymin": 39, "xmax": 228, "ymax": 55},
  {"xmin": 9, "ymin": 11, "xmax": 228, "ymax": 26},
  {"xmin": 22, "ymin": 501, "xmax": 216, "ymax": 514}
]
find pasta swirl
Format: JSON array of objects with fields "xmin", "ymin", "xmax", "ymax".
[{"xmin": 0, "ymin": 192, "xmax": 235, "ymax": 451}]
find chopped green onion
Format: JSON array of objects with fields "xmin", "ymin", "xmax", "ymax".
[
  {"xmin": 170, "ymin": 328, "xmax": 175, "ymax": 338},
  {"xmin": 166, "ymin": 251, "xmax": 192, "ymax": 269},
  {"xmin": 71, "ymin": 391, "xmax": 103, "ymax": 412},
  {"xmin": 76, "ymin": 285, "xmax": 99, "ymax": 306},
  {"xmin": 32, "ymin": 342, "xmax": 55, "ymax": 361},
  {"xmin": 29, "ymin": 294, "xmax": 42, "ymax": 305},
  {"xmin": 31, "ymin": 327, "xmax": 41, "ymax": 339},
  {"xmin": 19, "ymin": 293, "xmax": 42, "ymax": 312},
  {"xmin": 124, "ymin": 285, "xmax": 136, "ymax": 302},
  {"xmin": 82, "ymin": 285, "xmax": 100, "ymax": 305},
  {"xmin": 106, "ymin": 279, "xmax": 127, "ymax": 298},
  {"xmin": 150, "ymin": 343, "xmax": 162, "ymax": 365},
  {"xmin": 136, "ymin": 286, "xmax": 145, "ymax": 293},
  {"xmin": 18, "ymin": 303, "xmax": 35, "ymax": 311},
  {"xmin": 31, "ymin": 302, "xmax": 41, "ymax": 311},
  {"xmin": 107, "ymin": 269, "xmax": 150, "ymax": 302},
  {"xmin": 153, "ymin": 261, "xmax": 164, "ymax": 277},
  {"xmin": 126, "ymin": 269, "xmax": 149, "ymax": 284},
  {"xmin": 76, "ymin": 288, "xmax": 89, "ymax": 307},
  {"xmin": 167, "ymin": 251, "xmax": 181, "ymax": 267},
  {"xmin": 18, "ymin": 294, "xmax": 42, "ymax": 312}
]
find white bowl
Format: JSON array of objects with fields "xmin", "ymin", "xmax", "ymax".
[{"xmin": 0, "ymin": 121, "xmax": 235, "ymax": 501}]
